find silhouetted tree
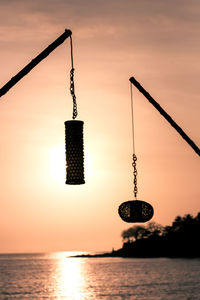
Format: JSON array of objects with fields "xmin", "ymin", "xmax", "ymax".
[
  {"xmin": 121, "ymin": 225, "xmax": 149, "ymax": 242},
  {"xmin": 121, "ymin": 222, "xmax": 164, "ymax": 243},
  {"xmin": 120, "ymin": 212, "xmax": 200, "ymax": 257},
  {"xmin": 146, "ymin": 222, "xmax": 164, "ymax": 237}
]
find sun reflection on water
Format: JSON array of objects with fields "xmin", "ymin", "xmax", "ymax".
[{"xmin": 53, "ymin": 252, "xmax": 88, "ymax": 299}]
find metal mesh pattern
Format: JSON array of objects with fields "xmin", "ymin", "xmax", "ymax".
[
  {"xmin": 118, "ymin": 200, "xmax": 154, "ymax": 223},
  {"xmin": 65, "ymin": 120, "xmax": 85, "ymax": 184}
]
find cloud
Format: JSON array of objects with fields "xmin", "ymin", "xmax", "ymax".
[
  {"xmin": 1, "ymin": 0, "xmax": 200, "ymax": 33},
  {"xmin": 1, "ymin": 0, "xmax": 200, "ymax": 86},
  {"xmin": 0, "ymin": 0, "xmax": 199, "ymax": 64}
]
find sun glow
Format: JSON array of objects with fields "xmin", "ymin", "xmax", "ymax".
[
  {"xmin": 49, "ymin": 144, "xmax": 66, "ymax": 183},
  {"xmin": 84, "ymin": 150, "xmax": 94, "ymax": 181},
  {"xmin": 49, "ymin": 144, "xmax": 94, "ymax": 184},
  {"xmin": 54, "ymin": 253, "xmax": 86, "ymax": 298}
]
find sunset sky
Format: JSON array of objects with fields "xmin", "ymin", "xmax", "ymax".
[{"xmin": 0, "ymin": 0, "xmax": 199, "ymax": 253}]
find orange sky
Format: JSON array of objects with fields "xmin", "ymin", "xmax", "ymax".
[{"xmin": 0, "ymin": 0, "xmax": 199, "ymax": 253}]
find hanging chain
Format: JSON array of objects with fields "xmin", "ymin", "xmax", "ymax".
[
  {"xmin": 70, "ymin": 35, "xmax": 78, "ymax": 119},
  {"xmin": 132, "ymin": 153, "xmax": 138, "ymax": 199},
  {"xmin": 130, "ymin": 83, "xmax": 138, "ymax": 199},
  {"xmin": 70, "ymin": 68, "xmax": 78, "ymax": 119}
]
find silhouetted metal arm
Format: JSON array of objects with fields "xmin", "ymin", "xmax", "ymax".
[
  {"xmin": 0, "ymin": 29, "xmax": 72, "ymax": 98},
  {"xmin": 129, "ymin": 76, "xmax": 200, "ymax": 156}
]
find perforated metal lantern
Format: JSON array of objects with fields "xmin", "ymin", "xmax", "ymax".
[
  {"xmin": 118, "ymin": 200, "xmax": 154, "ymax": 223},
  {"xmin": 65, "ymin": 120, "xmax": 85, "ymax": 184}
]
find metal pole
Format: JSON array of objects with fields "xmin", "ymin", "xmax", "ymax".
[
  {"xmin": 0, "ymin": 29, "xmax": 72, "ymax": 98},
  {"xmin": 129, "ymin": 76, "xmax": 200, "ymax": 156}
]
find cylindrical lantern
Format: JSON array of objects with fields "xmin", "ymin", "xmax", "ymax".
[
  {"xmin": 64, "ymin": 120, "xmax": 85, "ymax": 184},
  {"xmin": 118, "ymin": 200, "xmax": 154, "ymax": 223}
]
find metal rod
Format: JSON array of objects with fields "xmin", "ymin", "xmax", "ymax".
[
  {"xmin": 0, "ymin": 29, "xmax": 72, "ymax": 98},
  {"xmin": 129, "ymin": 76, "xmax": 200, "ymax": 156}
]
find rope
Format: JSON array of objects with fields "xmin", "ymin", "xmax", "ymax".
[
  {"xmin": 70, "ymin": 35, "xmax": 74, "ymax": 69},
  {"xmin": 130, "ymin": 82, "xmax": 138, "ymax": 199},
  {"xmin": 130, "ymin": 82, "xmax": 135, "ymax": 154}
]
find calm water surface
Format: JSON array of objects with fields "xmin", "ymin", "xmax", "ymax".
[{"xmin": 0, "ymin": 252, "xmax": 199, "ymax": 299}]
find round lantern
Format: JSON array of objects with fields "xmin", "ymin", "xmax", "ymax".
[{"xmin": 118, "ymin": 200, "xmax": 154, "ymax": 223}]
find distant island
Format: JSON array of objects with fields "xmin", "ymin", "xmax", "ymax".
[{"xmin": 73, "ymin": 212, "xmax": 200, "ymax": 258}]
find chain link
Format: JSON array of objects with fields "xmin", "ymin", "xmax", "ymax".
[
  {"xmin": 70, "ymin": 67, "xmax": 78, "ymax": 119},
  {"xmin": 132, "ymin": 153, "xmax": 138, "ymax": 199}
]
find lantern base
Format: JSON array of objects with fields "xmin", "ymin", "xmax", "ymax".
[{"xmin": 65, "ymin": 179, "xmax": 85, "ymax": 185}]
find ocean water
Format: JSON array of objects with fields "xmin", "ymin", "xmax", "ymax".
[{"xmin": 0, "ymin": 252, "xmax": 199, "ymax": 299}]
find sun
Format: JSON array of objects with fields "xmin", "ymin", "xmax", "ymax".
[
  {"xmin": 84, "ymin": 150, "xmax": 94, "ymax": 181},
  {"xmin": 48, "ymin": 145, "xmax": 94, "ymax": 183},
  {"xmin": 49, "ymin": 144, "xmax": 66, "ymax": 183}
]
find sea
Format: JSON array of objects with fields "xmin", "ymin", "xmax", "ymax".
[{"xmin": 0, "ymin": 252, "xmax": 199, "ymax": 299}]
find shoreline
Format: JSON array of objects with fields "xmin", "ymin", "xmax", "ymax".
[{"xmin": 71, "ymin": 247, "xmax": 200, "ymax": 259}]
